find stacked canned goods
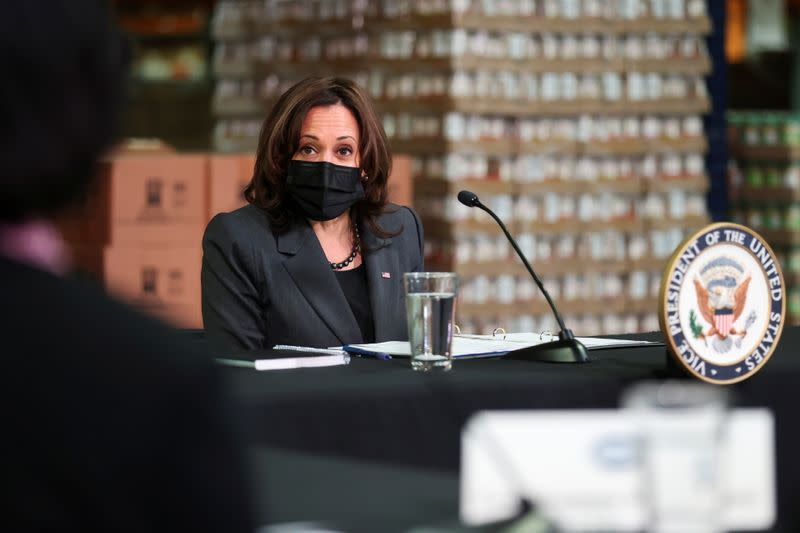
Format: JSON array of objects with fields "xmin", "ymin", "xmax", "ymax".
[
  {"xmin": 729, "ymin": 110, "xmax": 800, "ymax": 323},
  {"xmin": 210, "ymin": 0, "xmax": 713, "ymax": 335}
]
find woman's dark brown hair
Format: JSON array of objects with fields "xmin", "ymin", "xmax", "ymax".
[{"xmin": 245, "ymin": 76, "xmax": 395, "ymax": 237}]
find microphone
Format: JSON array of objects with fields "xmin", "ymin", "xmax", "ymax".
[{"xmin": 457, "ymin": 190, "xmax": 588, "ymax": 363}]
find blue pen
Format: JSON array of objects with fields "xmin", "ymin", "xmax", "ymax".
[
  {"xmin": 357, "ymin": 351, "xmax": 392, "ymax": 361},
  {"xmin": 342, "ymin": 346, "xmax": 393, "ymax": 360}
]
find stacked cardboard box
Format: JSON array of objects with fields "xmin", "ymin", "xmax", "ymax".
[
  {"xmin": 60, "ymin": 150, "xmax": 208, "ymax": 328},
  {"xmin": 58, "ymin": 148, "xmax": 412, "ymax": 328},
  {"xmin": 208, "ymin": 153, "xmax": 256, "ymax": 217}
]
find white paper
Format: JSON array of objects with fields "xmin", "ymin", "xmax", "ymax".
[
  {"xmin": 344, "ymin": 335, "xmax": 659, "ymax": 359},
  {"xmin": 254, "ymin": 353, "xmax": 349, "ymax": 371},
  {"xmin": 460, "ymin": 409, "xmax": 775, "ymax": 531},
  {"xmin": 216, "ymin": 347, "xmax": 351, "ymax": 371},
  {"xmin": 476, "ymin": 332, "xmax": 659, "ymax": 349}
]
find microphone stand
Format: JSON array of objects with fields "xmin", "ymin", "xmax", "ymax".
[{"xmin": 458, "ymin": 190, "xmax": 589, "ymax": 363}]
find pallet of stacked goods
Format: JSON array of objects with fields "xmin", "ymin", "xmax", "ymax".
[
  {"xmin": 728, "ymin": 110, "xmax": 800, "ymax": 325},
  {"xmin": 211, "ymin": 1, "xmax": 263, "ymax": 152},
  {"xmin": 49, "ymin": 3, "xmax": 267, "ymax": 329},
  {"xmin": 210, "ymin": 0, "xmax": 712, "ymax": 336},
  {"xmin": 55, "ymin": 140, "xmax": 209, "ymax": 328}
]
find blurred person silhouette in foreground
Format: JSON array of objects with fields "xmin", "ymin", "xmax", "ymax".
[{"xmin": 0, "ymin": 2, "xmax": 254, "ymax": 531}]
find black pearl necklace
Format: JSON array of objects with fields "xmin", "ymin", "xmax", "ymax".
[{"xmin": 330, "ymin": 226, "xmax": 360, "ymax": 270}]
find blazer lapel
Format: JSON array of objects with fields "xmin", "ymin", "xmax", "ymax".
[
  {"xmin": 362, "ymin": 226, "xmax": 403, "ymax": 341},
  {"xmin": 278, "ymin": 221, "xmax": 362, "ymax": 345}
]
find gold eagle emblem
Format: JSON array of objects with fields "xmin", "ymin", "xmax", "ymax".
[{"xmin": 693, "ymin": 275, "xmax": 750, "ymax": 340}]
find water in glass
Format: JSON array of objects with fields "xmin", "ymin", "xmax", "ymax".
[{"xmin": 406, "ymin": 291, "xmax": 455, "ymax": 371}]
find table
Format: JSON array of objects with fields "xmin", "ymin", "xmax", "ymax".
[
  {"xmin": 249, "ymin": 447, "xmax": 459, "ymax": 532},
  {"xmin": 222, "ymin": 329, "xmax": 800, "ymax": 532}
]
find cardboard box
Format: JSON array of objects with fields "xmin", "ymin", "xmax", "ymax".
[
  {"xmin": 102, "ymin": 245, "xmax": 203, "ymax": 328},
  {"xmin": 113, "ymin": 138, "xmax": 176, "ymax": 154},
  {"xmin": 208, "ymin": 153, "xmax": 254, "ymax": 219},
  {"xmin": 101, "ymin": 153, "xmax": 208, "ymax": 246},
  {"xmin": 60, "ymin": 149, "xmax": 408, "ymax": 249},
  {"xmin": 57, "ymin": 152, "xmax": 208, "ymax": 248},
  {"xmin": 388, "ymin": 154, "xmax": 413, "ymax": 207}
]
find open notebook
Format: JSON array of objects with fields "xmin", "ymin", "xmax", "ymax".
[{"xmin": 344, "ymin": 333, "xmax": 661, "ymax": 360}]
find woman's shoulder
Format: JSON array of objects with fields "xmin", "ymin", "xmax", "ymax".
[
  {"xmin": 376, "ymin": 203, "xmax": 420, "ymax": 231},
  {"xmin": 204, "ymin": 204, "xmax": 272, "ymax": 244},
  {"xmin": 207, "ymin": 204, "xmax": 269, "ymax": 228},
  {"xmin": 375, "ymin": 204, "xmax": 423, "ymax": 254},
  {"xmin": 208, "ymin": 203, "xmax": 268, "ymax": 227}
]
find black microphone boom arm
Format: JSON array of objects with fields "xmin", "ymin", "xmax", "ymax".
[{"xmin": 457, "ymin": 189, "xmax": 589, "ymax": 363}]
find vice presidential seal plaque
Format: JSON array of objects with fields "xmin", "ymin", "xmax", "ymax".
[{"xmin": 659, "ymin": 223, "xmax": 785, "ymax": 384}]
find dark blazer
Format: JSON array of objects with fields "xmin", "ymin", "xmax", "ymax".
[
  {"xmin": 1, "ymin": 257, "xmax": 254, "ymax": 532},
  {"xmin": 202, "ymin": 203, "xmax": 424, "ymax": 355}
]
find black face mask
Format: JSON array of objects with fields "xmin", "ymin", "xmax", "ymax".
[{"xmin": 285, "ymin": 160, "xmax": 365, "ymax": 221}]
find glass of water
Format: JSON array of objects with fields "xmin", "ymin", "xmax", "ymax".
[{"xmin": 404, "ymin": 272, "xmax": 458, "ymax": 371}]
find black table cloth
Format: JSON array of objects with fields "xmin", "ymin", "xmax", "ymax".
[{"xmin": 221, "ymin": 329, "xmax": 800, "ymax": 531}]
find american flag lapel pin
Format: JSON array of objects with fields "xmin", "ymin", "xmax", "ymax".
[{"xmin": 381, "ymin": 272, "xmax": 391, "ymax": 279}]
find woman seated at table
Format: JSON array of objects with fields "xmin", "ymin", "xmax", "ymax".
[{"xmin": 202, "ymin": 77, "xmax": 424, "ymax": 354}]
